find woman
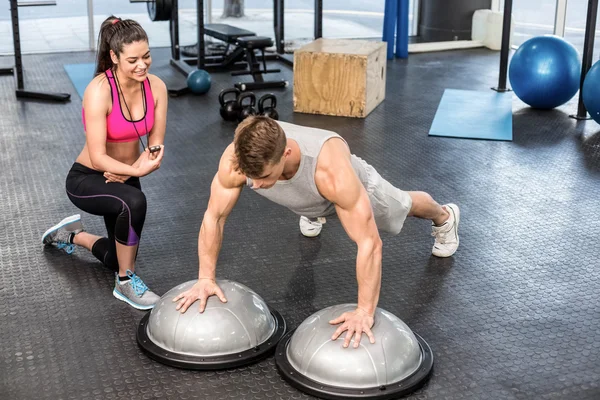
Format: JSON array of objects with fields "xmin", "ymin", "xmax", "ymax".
[{"xmin": 42, "ymin": 16, "xmax": 168, "ymax": 310}]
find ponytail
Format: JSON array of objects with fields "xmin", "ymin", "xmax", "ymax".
[{"xmin": 95, "ymin": 16, "xmax": 149, "ymax": 76}]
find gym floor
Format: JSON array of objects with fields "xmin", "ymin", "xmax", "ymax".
[{"xmin": 1, "ymin": 47, "xmax": 599, "ymax": 400}]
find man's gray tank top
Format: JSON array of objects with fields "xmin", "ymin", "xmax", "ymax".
[{"xmin": 246, "ymin": 121, "xmax": 372, "ymax": 218}]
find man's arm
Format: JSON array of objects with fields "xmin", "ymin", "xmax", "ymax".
[
  {"xmin": 174, "ymin": 144, "xmax": 245, "ymax": 313},
  {"xmin": 315, "ymin": 138, "xmax": 383, "ymax": 348},
  {"xmin": 198, "ymin": 165, "xmax": 244, "ymax": 281}
]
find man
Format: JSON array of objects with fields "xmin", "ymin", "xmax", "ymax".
[{"xmin": 173, "ymin": 116, "xmax": 460, "ymax": 348}]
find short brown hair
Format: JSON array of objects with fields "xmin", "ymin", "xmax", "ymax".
[{"xmin": 233, "ymin": 116, "xmax": 287, "ymax": 177}]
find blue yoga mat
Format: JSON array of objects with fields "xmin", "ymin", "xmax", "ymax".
[
  {"xmin": 63, "ymin": 63, "xmax": 95, "ymax": 99},
  {"xmin": 429, "ymin": 89, "xmax": 513, "ymax": 141}
]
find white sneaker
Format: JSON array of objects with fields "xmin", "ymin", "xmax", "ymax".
[
  {"xmin": 431, "ymin": 204, "xmax": 460, "ymax": 257},
  {"xmin": 299, "ymin": 216, "xmax": 324, "ymax": 237}
]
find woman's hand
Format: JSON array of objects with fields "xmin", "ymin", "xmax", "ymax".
[
  {"xmin": 104, "ymin": 172, "xmax": 130, "ymax": 184},
  {"xmin": 136, "ymin": 145, "xmax": 164, "ymax": 177},
  {"xmin": 148, "ymin": 144, "xmax": 164, "ymax": 161}
]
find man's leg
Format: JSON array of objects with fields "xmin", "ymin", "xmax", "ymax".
[
  {"xmin": 407, "ymin": 191, "xmax": 448, "ymax": 223},
  {"xmin": 351, "ymin": 154, "xmax": 460, "ymax": 257},
  {"xmin": 408, "ymin": 191, "xmax": 460, "ymax": 257}
]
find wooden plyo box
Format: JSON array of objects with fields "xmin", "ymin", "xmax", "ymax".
[{"xmin": 293, "ymin": 39, "xmax": 387, "ymax": 118}]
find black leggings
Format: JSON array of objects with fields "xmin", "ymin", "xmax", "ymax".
[{"xmin": 66, "ymin": 162, "xmax": 146, "ymax": 271}]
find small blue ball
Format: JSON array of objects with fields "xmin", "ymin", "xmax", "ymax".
[{"xmin": 187, "ymin": 69, "xmax": 211, "ymax": 95}]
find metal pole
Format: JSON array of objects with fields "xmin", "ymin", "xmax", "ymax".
[
  {"xmin": 87, "ymin": 0, "xmax": 95, "ymax": 51},
  {"xmin": 396, "ymin": 0, "xmax": 409, "ymax": 58},
  {"xmin": 172, "ymin": 0, "xmax": 180, "ymax": 60},
  {"xmin": 9, "ymin": 0, "xmax": 69, "ymax": 100},
  {"xmin": 275, "ymin": 0, "xmax": 284, "ymax": 54},
  {"xmin": 207, "ymin": 0, "xmax": 212, "ymax": 24},
  {"xmin": 554, "ymin": 0, "xmax": 568, "ymax": 37},
  {"xmin": 9, "ymin": 0, "xmax": 24, "ymax": 90},
  {"xmin": 571, "ymin": 0, "xmax": 598, "ymax": 120},
  {"xmin": 383, "ymin": 0, "xmax": 397, "ymax": 60},
  {"xmin": 411, "ymin": 0, "xmax": 420, "ymax": 36},
  {"xmin": 314, "ymin": 0, "xmax": 322, "ymax": 39},
  {"xmin": 492, "ymin": 0, "xmax": 513, "ymax": 92},
  {"xmin": 273, "ymin": 0, "xmax": 278, "ymax": 51},
  {"xmin": 197, "ymin": 0, "xmax": 205, "ymax": 69},
  {"xmin": 16, "ymin": 1, "xmax": 56, "ymax": 5}
]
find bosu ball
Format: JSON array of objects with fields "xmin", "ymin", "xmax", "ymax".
[
  {"xmin": 137, "ymin": 279, "xmax": 286, "ymax": 370},
  {"xmin": 275, "ymin": 304, "xmax": 433, "ymax": 399}
]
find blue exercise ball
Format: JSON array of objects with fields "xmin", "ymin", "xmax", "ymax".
[
  {"xmin": 509, "ymin": 35, "xmax": 581, "ymax": 109},
  {"xmin": 582, "ymin": 60, "xmax": 600, "ymax": 124},
  {"xmin": 187, "ymin": 69, "xmax": 211, "ymax": 95}
]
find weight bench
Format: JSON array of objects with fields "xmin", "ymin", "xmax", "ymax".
[
  {"xmin": 232, "ymin": 36, "xmax": 288, "ymax": 91},
  {"xmin": 180, "ymin": 23, "xmax": 287, "ymax": 91},
  {"xmin": 182, "ymin": 24, "xmax": 255, "ymax": 64}
]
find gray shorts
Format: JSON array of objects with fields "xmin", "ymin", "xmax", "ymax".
[
  {"xmin": 364, "ymin": 165, "xmax": 412, "ymax": 235},
  {"xmin": 317, "ymin": 156, "xmax": 412, "ymax": 235}
]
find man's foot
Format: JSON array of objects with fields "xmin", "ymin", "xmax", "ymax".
[
  {"xmin": 300, "ymin": 216, "xmax": 324, "ymax": 238},
  {"xmin": 113, "ymin": 270, "xmax": 160, "ymax": 310},
  {"xmin": 41, "ymin": 214, "xmax": 84, "ymax": 254},
  {"xmin": 431, "ymin": 204, "xmax": 460, "ymax": 257}
]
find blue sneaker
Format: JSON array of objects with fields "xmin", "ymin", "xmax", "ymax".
[
  {"xmin": 42, "ymin": 214, "xmax": 84, "ymax": 254},
  {"xmin": 112, "ymin": 270, "xmax": 160, "ymax": 310}
]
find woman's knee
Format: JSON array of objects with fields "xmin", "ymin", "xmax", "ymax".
[
  {"xmin": 91, "ymin": 237, "xmax": 119, "ymax": 271},
  {"xmin": 125, "ymin": 191, "xmax": 147, "ymax": 217}
]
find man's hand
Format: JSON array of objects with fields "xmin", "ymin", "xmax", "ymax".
[
  {"xmin": 172, "ymin": 278, "xmax": 227, "ymax": 313},
  {"xmin": 104, "ymin": 172, "xmax": 130, "ymax": 183},
  {"xmin": 329, "ymin": 308, "xmax": 375, "ymax": 348}
]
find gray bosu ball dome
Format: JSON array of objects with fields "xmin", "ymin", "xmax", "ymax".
[
  {"xmin": 137, "ymin": 279, "xmax": 286, "ymax": 370},
  {"xmin": 275, "ymin": 304, "xmax": 433, "ymax": 399}
]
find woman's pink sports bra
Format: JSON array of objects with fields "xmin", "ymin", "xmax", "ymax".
[{"xmin": 82, "ymin": 69, "xmax": 155, "ymax": 143}]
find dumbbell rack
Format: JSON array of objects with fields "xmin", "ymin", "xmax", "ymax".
[{"xmin": 0, "ymin": 0, "xmax": 70, "ymax": 102}]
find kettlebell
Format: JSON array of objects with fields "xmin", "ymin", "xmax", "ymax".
[
  {"xmin": 237, "ymin": 92, "xmax": 257, "ymax": 122},
  {"xmin": 219, "ymin": 88, "xmax": 241, "ymax": 122},
  {"xmin": 258, "ymin": 94, "xmax": 279, "ymax": 120}
]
